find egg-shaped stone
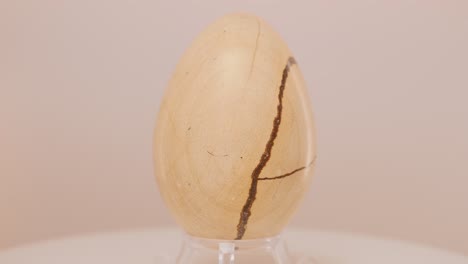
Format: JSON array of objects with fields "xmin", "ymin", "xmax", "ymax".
[{"xmin": 153, "ymin": 13, "xmax": 316, "ymax": 240}]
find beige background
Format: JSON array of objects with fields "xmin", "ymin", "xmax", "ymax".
[{"xmin": 1, "ymin": 0, "xmax": 467, "ymax": 255}]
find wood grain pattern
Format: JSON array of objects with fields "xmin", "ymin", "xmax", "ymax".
[{"xmin": 153, "ymin": 13, "xmax": 316, "ymax": 240}]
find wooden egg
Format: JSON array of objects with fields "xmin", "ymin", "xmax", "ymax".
[{"xmin": 153, "ymin": 13, "xmax": 316, "ymax": 240}]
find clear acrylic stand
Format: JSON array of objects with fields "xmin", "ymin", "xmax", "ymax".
[{"xmin": 166, "ymin": 233, "xmax": 317, "ymax": 264}]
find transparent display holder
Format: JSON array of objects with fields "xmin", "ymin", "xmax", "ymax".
[{"xmin": 159, "ymin": 233, "xmax": 317, "ymax": 264}]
